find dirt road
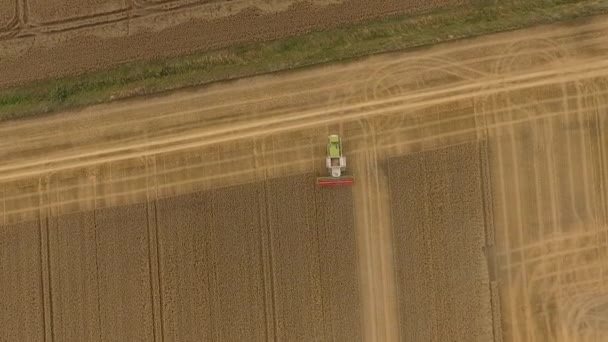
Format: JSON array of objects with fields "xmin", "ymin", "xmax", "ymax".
[{"xmin": 2, "ymin": 14, "xmax": 608, "ymax": 341}]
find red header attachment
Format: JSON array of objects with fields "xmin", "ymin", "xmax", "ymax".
[{"xmin": 316, "ymin": 176, "xmax": 355, "ymax": 186}]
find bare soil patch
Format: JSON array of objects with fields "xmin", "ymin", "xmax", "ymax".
[{"xmin": 388, "ymin": 142, "xmax": 494, "ymax": 341}]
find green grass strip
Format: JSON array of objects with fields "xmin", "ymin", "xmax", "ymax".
[{"xmin": 1, "ymin": 0, "xmax": 607, "ymax": 121}]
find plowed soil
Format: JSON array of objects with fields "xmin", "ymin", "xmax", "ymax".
[
  {"xmin": 0, "ymin": 0, "xmax": 471, "ymax": 87},
  {"xmin": 2, "ymin": 15, "xmax": 608, "ymax": 342},
  {"xmin": 388, "ymin": 142, "xmax": 494, "ymax": 341},
  {"xmin": 0, "ymin": 0, "xmax": 15, "ymax": 29},
  {"xmin": 28, "ymin": 0, "xmax": 129, "ymax": 23}
]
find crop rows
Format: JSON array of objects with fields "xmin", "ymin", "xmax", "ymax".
[
  {"xmin": 0, "ymin": 221, "xmax": 44, "ymax": 341},
  {"xmin": 44, "ymin": 205, "xmax": 155, "ymax": 341},
  {"xmin": 388, "ymin": 142, "xmax": 495, "ymax": 341},
  {"xmin": 0, "ymin": 173, "xmax": 362, "ymax": 340},
  {"xmin": 48, "ymin": 212, "xmax": 101, "ymax": 341}
]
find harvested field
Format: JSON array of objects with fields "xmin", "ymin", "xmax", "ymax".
[
  {"xmin": 0, "ymin": 0, "xmax": 471, "ymax": 87},
  {"xmin": 388, "ymin": 142, "xmax": 494, "ymax": 341},
  {"xmin": 486, "ymin": 95, "xmax": 608, "ymax": 342},
  {"xmin": 2, "ymin": 15, "xmax": 608, "ymax": 342}
]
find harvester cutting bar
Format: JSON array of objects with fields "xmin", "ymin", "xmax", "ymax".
[{"xmin": 316, "ymin": 176, "xmax": 355, "ymax": 186}]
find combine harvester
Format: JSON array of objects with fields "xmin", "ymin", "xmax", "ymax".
[{"xmin": 316, "ymin": 134, "xmax": 355, "ymax": 186}]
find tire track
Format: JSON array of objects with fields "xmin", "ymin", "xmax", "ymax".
[
  {"xmin": 488, "ymin": 35, "xmax": 608, "ymax": 342},
  {"xmin": 493, "ymin": 37, "xmax": 562, "ymax": 342},
  {"xmin": 143, "ymin": 156, "xmax": 163, "ymax": 342},
  {"xmin": 252, "ymin": 137, "xmax": 276, "ymax": 342}
]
